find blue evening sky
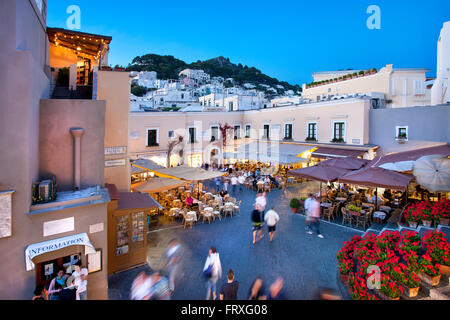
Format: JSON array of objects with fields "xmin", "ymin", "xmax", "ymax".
[{"xmin": 46, "ymin": 0, "xmax": 449, "ymax": 86}]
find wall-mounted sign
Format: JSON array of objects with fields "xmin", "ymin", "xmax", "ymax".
[
  {"xmin": 25, "ymin": 233, "xmax": 96, "ymax": 271},
  {"xmin": 87, "ymin": 249, "xmax": 102, "ymax": 274},
  {"xmin": 105, "ymin": 159, "xmax": 126, "ymax": 167},
  {"xmin": 89, "ymin": 223, "xmax": 104, "ymax": 234},
  {"xmin": 43, "ymin": 217, "xmax": 75, "ymax": 237},
  {"xmin": 0, "ymin": 190, "xmax": 14, "ymax": 238},
  {"xmin": 352, "ymin": 139, "xmax": 361, "ymax": 145},
  {"xmin": 105, "ymin": 146, "xmax": 127, "ymax": 155}
]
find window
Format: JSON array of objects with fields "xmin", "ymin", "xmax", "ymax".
[
  {"xmin": 284, "ymin": 124, "xmax": 293, "ymax": 140},
  {"xmin": 181, "ymin": 93, "xmax": 185, "ymax": 99},
  {"xmin": 307, "ymin": 123, "xmax": 317, "ymax": 141},
  {"xmin": 333, "ymin": 122, "xmax": 345, "ymax": 142},
  {"xmin": 189, "ymin": 127, "xmax": 197, "ymax": 144},
  {"xmin": 229, "ymin": 102, "xmax": 234, "ymax": 111},
  {"xmin": 210, "ymin": 126, "xmax": 219, "ymax": 142},
  {"xmin": 396, "ymin": 126, "xmax": 408, "ymax": 141},
  {"xmin": 245, "ymin": 125, "xmax": 251, "ymax": 138},
  {"xmin": 234, "ymin": 125, "xmax": 241, "ymax": 139},
  {"xmin": 414, "ymin": 80, "xmax": 424, "ymax": 95},
  {"xmin": 168, "ymin": 131, "xmax": 174, "ymax": 138},
  {"xmin": 147, "ymin": 129, "xmax": 159, "ymax": 147},
  {"xmin": 263, "ymin": 125, "xmax": 270, "ymax": 139}
]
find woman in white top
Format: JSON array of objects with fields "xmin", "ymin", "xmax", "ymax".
[{"xmin": 203, "ymin": 246, "xmax": 222, "ymax": 300}]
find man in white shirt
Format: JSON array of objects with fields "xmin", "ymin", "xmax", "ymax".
[
  {"xmin": 72, "ymin": 262, "xmax": 88, "ymax": 300},
  {"xmin": 304, "ymin": 194, "xmax": 314, "ymax": 232},
  {"xmin": 264, "ymin": 208, "xmax": 280, "ymax": 243},
  {"xmin": 255, "ymin": 193, "xmax": 267, "ymax": 213},
  {"xmin": 231, "ymin": 175, "xmax": 238, "ymax": 193},
  {"xmin": 307, "ymin": 196, "xmax": 324, "ymax": 238},
  {"xmin": 238, "ymin": 174, "xmax": 245, "ymax": 192}
]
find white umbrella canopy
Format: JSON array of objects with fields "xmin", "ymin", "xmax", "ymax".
[
  {"xmin": 379, "ymin": 161, "xmax": 416, "ymax": 172},
  {"xmin": 413, "ymin": 155, "xmax": 450, "ymax": 193}
]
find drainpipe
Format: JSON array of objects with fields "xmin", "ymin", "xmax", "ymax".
[{"xmin": 70, "ymin": 127, "xmax": 85, "ymax": 190}]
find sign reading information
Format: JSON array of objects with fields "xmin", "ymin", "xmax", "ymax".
[{"xmin": 0, "ymin": 191, "xmax": 14, "ymax": 238}]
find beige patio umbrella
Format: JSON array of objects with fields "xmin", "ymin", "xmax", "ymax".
[
  {"xmin": 132, "ymin": 177, "xmax": 191, "ymax": 193},
  {"xmin": 413, "ymin": 155, "xmax": 450, "ymax": 193}
]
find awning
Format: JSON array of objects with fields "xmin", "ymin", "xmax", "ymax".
[
  {"xmin": 288, "ymin": 166, "xmax": 352, "ymax": 183},
  {"xmin": 317, "ymin": 157, "xmax": 369, "ymax": 170},
  {"xmin": 372, "ymin": 144, "xmax": 450, "ymax": 170},
  {"xmin": 25, "ymin": 233, "xmax": 96, "ymax": 271},
  {"xmin": 339, "ymin": 167, "xmax": 414, "ymax": 191},
  {"xmin": 131, "ymin": 159, "xmax": 165, "ymax": 173},
  {"xmin": 312, "ymin": 147, "xmax": 366, "ymax": 159},
  {"xmin": 117, "ymin": 192, "xmax": 164, "ymax": 210},
  {"xmin": 132, "ymin": 177, "xmax": 191, "ymax": 194},
  {"xmin": 149, "ymin": 165, "xmax": 225, "ymax": 181}
]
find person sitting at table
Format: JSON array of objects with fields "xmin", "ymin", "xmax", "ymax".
[
  {"xmin": 185, "ymin": 195, "xmax": 194, "ymax": 208},
  {"xmin": 269, "ymin": 175, "xmax": 279, "ymax": 188}
]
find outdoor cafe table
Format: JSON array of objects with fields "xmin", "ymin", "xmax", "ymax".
[
  {"xmin": 335, "ymin": 197, "xmax": 347, "ymax": 202},
  {"xmin": 320, "ymin": 203, "xmax": 332, "ymax": 208},
  {"xmin": 186, "ymin": 211, "xmax": 198, "ymax": 221}
]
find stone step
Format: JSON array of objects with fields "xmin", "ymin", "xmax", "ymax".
[
  {"xmin": 419, "ymin": 274, "xmax": 449, "ymax": 296},
  {"xmin": 430, "ymin": 286, "xmax": 450, "ymax": 300}
]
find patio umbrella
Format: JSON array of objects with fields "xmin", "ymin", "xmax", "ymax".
[
  {"xmin": 288, "ymin": 165, "xmax": 352, "ymax": 183},
  {"xmin": 339, "ymin": 167, "xmax": 414, "ymax": 191},
  {"xmin": 413, "ymin": 155, "xmax": 450, "ymax": 193},
  {"xmin": 379, "ymin": 161, "xmax": 416, "ymax": 172},
  {"xmin": 317, "ymin": 157, "xmax": 369, "ymax": 170},
  {"xmin": 132, "ymin": 177, "xmax": 191, "ymax": 193}
]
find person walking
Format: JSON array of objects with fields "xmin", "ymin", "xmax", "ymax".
[
  {"xmin": 130, "ymin": 271, "xmax": 153, "ymax": 300},
  {"xmin": 251, "ymin": 207, "xmax": 264, "ymax": 244},
  {"xmin": 238, "ymin": 173, "xmax": 245, "ymax": 192},
  {"xmin": 248, "ymin": 276, "xmax": 266, "ymax": 300},
  {"xmin": 304, "ymin": 194, "xmax": 314, "ymax": 232},
  {"xmin": 307, "ymin": 195, "xmax": 324, "ymax": 238},
  {"xmin": 215, "ymin": 176, "xmax": 221, "ymax": 192},
  {"xmin": 255, "ymin": 192, "xmax": 267, "ymax": 214},
  {"xmin": 219, "ymin": 269, "xmax": 239, "ymax": 300},
  {"xmin": 267, "ymin": 277, "xmax": 287, "ymax": 300},
  {"xmin": 223, "ymin": 178, "xmax": 229, "ymax": 193},
  {"xmin": 264, "ymin": 207, "xmax": 280, "ymax": 243},
  {"xmin": 203, "ymin": 246, "xmax": 222, "ymax": 300},
  {"xmin": 149, "ymin": 271, "xmax": 171, "ymax": 300},
  {"xmin": 231, "ymin": 175, "xmax": 238, "ymax": 193},
  {"xmin": 48, "ymin": 268, "xmax": 68, "ymax": 300},
  {"xmin": 72, "ymin": 261, "xmax": 88, "ymax": 300},
  {"xmin": 164, "ymin": 239, "xmax": 183, "ymax": 294}
]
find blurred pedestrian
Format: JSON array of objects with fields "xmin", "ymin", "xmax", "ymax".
[
  {"xmin": 267, "ymin": 277, "xmax": 286, "ymax": 300},
  {"xmin": 304, "ymin": 194, "xmax": 314, "ymax": 232},
  {"xmin": 307, "ymin": 195, "xmax": 324, "ymax": 238},
  {"xmin": 203, "ymin": 246, "xmax": 222, "ymax": 300},
  {"xmin": 248, "ymin": 276, "xmax": 266, "ymax": 300},
  {"xmin": 264, "ymin": 207, "xmax": 280, "ymax": 243},
  {"xmin": 164, "ymin": 239, "xmax": 183, "ymax": 293},
  {"xmin": 149, "ymin": 271, "xmax": 171, "ymax": 300},
  {"xmin": 219, "ymin": 269, "xmax": 239, "ymax": 300},
  {"xmin": 255, "ymin": 192, "xmax": 267, "ymax": 214},
  {"xmin": 72, "ymin": 261, "xmax": 88, "ymax": 300},
  {"xmin": 314, "ymin": 287, "xmax": 342, "ymax": 300},
  {"xmin": 231, "ymin": 175, "xmax": 238, "ymax": 193},
  {"xmin": 215, "ymin": 176, "xmax": 221, "ymax": 192},
  {"xmin": 130, "ymin": 271, "xmax": 152, "ymax": 300},
  {"xmin": 238, "ymin": 173, "xmax": 245, "ymax": 192},
  {"xmin": 48, "ymin": 268, "xmax": 67, "ymax": 300},
  {"xmin": 251, "ymin": 207, "xmax": 264, "ymax": 244}
]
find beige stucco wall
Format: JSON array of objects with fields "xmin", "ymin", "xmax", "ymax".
[
  {"xmin": 128, "ymin": 99, "xmax": 371, "ymax": 165},
  {"xmin": 302, "ymin": 65, "xmax": 392, "ymax": 101},
  {"xmin": 97, "ymin": 70, "xmax": 131, "ymax": 192},
  {"xmin": 39, "ymin": 99, "xmax": 106, "ymax": 191}
]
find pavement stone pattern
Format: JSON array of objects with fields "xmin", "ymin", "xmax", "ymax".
[{"xmin": 108, "ymin": 181, "xmax": 365, "ymax": 300}]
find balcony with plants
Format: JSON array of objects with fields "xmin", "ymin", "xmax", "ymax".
[{"xmin": 305, "ymin": 68, "xmax": 377, "ymax": 89}]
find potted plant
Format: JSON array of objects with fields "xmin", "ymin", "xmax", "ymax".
[
  {"xmin": 358, "ymin": 71, "xmax": 364, "ymax": 77},
  {"xmin": 347, "ymin": 274, "xmax": 378, "ymax": 300},
  {"xmin": 418, "ymin": 255, "xmax": 441, "ymax": 286},
  {"xmin": 365, "ymin": 70, "xmax": 371, "ymax": 75},
  {"xmin": 290, "ymin": 198, "xmax": 301, "ymax": 214},
  {"xmin": 419, "ymin": 201, "xmax": 434, "ymax": 227},
  {"xmin": 374, "ymin": 274, "xmax": 402, "ymax": 300},
  {"xmin": 389, "ymin": 264, "xmax": 421, "ymax": 298},
  {"xmin": 348, "ymin": 204, "xmax": 362, "ymax": 216},
  {"xmin": 352, "ymin": 72, "xmax": 358, "ymax": 78},
  {"xmin": 336, "ymin": 250, "xmax": 353, "ymax": 283},
  {"xmin": 432, "ymin": 199, "xmax": 450, "ymax": 226},
  {"xmin": 422, "ymin": 230, "xmax": 450, "ymax": 276},
  {"xmin": 101, "ymin": 65, "xmax": 112, "ymax": 71},
  {"xmin": 305, "ymin": 137, "xmax": 317, "ymax": 142},
  {"xmin": 331, "ymin": 138, "xmax": 345, "ymax": 143},
  {"xmin": 371, "ymin": 68, "xmax": 377, "ymax": 74},
  {"xmin": 403, "ymin": 203, "xmax": 422, "ymax": 228}
]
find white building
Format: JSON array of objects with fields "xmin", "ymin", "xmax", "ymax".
[
  {"xmin": 431, "ymin": 21, "xmax": 450, "ymax": 105},
  {"xmin": 270, "ymin": 95, "xmax": 302, "ymax": 108},
  {"xmin": 179, "ymin": 69, "xmax": 211, "ymax": 83}
]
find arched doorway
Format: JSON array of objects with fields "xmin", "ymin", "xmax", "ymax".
[{"xmin": 209, "ymin": 148, "xmax": 221, "ymax": 166}]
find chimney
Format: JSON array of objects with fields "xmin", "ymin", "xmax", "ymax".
[{"xmin": 70, "ymin": 127, "xmax": 85, "ymax": 190}]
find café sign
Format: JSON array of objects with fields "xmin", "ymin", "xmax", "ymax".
[{"xmin": 25, "ymin": 233, "xmax": 96, "ymax": 271}]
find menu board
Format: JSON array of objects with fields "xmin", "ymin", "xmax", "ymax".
[
  {"xmin": 132, "ymin": 212, "xmax": 145, "ymax": 243},
  {"xmin": 116, "ymin": 216, "xmax": 129, "ymax": 256}
]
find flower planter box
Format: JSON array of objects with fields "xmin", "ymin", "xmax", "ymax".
[
  {"xmin": 398, "ymin": 282, "xmax": 419, "ymax": 298},
  {"xmin": 408, "ymin": 221, "xmax": 418, "ymax": 229},
  {"xmin": 374, "ymin": 289, "xmax": 400, "ymax": 300},
  {"xmin": 422, "ymin": 220, "xmax": 432, "ymax": 228},
  {"xmin": 290, "ymin": 207, "xmax": 299, "ymax": 214},
  {"xmin": 339, "ymin": 273, "xmax": 349, "ymax": 285},
  {"xmin": 418, "ymin": 272, "xmax": 441, "ymax": 286},
  {"xmin": 439, "ymin": 264, "xmax": 450, "ymax": 276},
  {"xmin": 439, "ymin": 218, "xmax": 450, "ymax": 226}
]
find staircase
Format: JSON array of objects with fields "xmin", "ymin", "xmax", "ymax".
[{"xmin": 51, "ymin": 85, "xmax": 93, "ymax": 99}]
